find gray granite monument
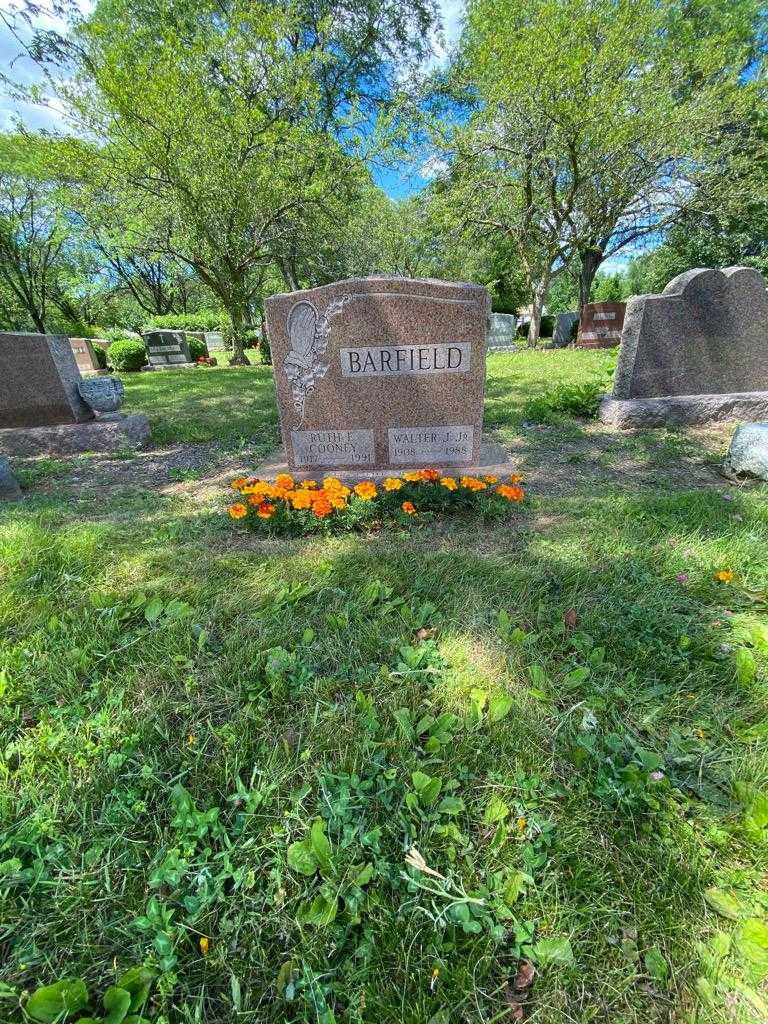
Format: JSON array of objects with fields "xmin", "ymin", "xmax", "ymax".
[
  {"xmin": 553, "ymin": 312, "xmax": 578, "ymax": 348},
  {"xmin": 600, "ymin": 267, "xmax": 768, "ymax": 427},
  {"xmin": 0, "ymin": 455, "xmax": 22, "ymax": 500},
  {"xmin": 487, "ymin": 313, "xmax": 518, "ymax": 352},
  {"xmin": 143, "ymin": 330, "xmax": 195, "ymax": 369}
]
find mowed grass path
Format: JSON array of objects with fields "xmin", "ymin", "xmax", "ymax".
[{"xmin": 1, "ymin": 352, "xmax": 767, "ymax": 1023}]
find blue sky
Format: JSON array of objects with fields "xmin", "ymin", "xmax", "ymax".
[{"xmin": 0, "ymin": 0, "xmax": 466, "ymax": 198}]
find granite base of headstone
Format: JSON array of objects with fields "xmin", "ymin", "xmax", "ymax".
[
  {"xmin": 722, "ymin": 423, "xmax": 768, "ymax": 481},
  {"xmin": 552, "ymin": 312, "xmax": 578, "ymax": 348},
  {"xmin": 0, "ymin": 415, "xmax": 151, "ymax": 457},
  {"xmin": 577, "ymin": 302, "xmax": 625, "ymax": 348},
  {"xmin": 599, "ymin": 267, "xmax": 768, "ymax": 428},
  {"xmin": 265, "ymin": 275, "xmax": 497, "ymax": 474},
  {"xmin": 143, "ymin": 330, "xmax": 196, "ymax": 369},
  {"xmin": 486, "ymin": 313, "xmax": 518, "ymax": 352},
  {"xmin": 0, "ymin": 456, "xmax": 22, "ymax": 501}
]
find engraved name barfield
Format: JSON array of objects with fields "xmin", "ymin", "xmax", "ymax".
[{"xmin": 340, "ymin": 342, "xmax": 471, "ymax": 377}]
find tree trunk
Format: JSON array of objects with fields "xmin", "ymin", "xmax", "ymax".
[
  {"xmin": 227, "ymin": 299, "xmax": 249, "ymax": 366},
  {"xmin": 526, "ymin": 273, "xmax": 549, "ymax": 349},
  {"xmin": 578, "ymin": 248, "xmax": 603, "ymax": 312}
]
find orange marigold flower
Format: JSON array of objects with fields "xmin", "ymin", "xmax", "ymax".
[
  {"xmin": 497, "ymin": 484, "xmax": 525, "ymax": 502},
  {"xmin": 354, "ymin": 481, "xmax": 377, "ymax": 500},
  {"xmin": 509, "ymin": 473, "xmax": 524, "ymax": 484},
  {"xmin": 313, "ymin": 498, "xmax": 333, "ymax": 518},
  {"xmin": 383, "ymin": 477, "xmax": 403, "ymax": 491},
  {"xmin": 300, "ymin": 479, "xmax": 318, "ymax": 489},
  {"xmin": 440, "ymin": 476, "xmax": 457, "ymax": 490},
  {"xmin": 323, "ymin": 476, "xmax": 343, "ymax": 491},
  {"xmin": 484, "ymin": 475, "xmax": 498, "ymax": 484},
  {"xmin": 275, "ymin": 473, "xmax": 294, "ymax": 490},
  {"xmin": 460, "ymin": 476, "xmax": 486, "ymax": 491},
  {"xmin": 715, "ymin": 570, "xmax": 735, "ymax": 583},
  {"xmin": 402, "ymin": 501, "xmax": 416, "ymax": 515},
  {"xmin": 329, "ymin": 495, "xmax": 347, "ymax": 510},
  {"xmin": 291, "ymin": 490, "xmax": 314, "ymax": 510},
  {"xmin": 230, "ymin": 477, "xmax": 248, "ymax": 490},
  {"xmin": 228, "ymin": 503, "xmax": 248, "ymax": 519},
  {"xmin": 256, "ymin": 502, "xmax": 276, "ymax": 519},
  {"xmin": 247, "ymin": 494, "xmax": 262, "ymax": 506},
  {"xmin": 403, "ymin": 471, "xmax": 421, "ymax": 482},
  {"xmin": 419, "ymin": 468, "xmax": 440, "ymax": 482}
]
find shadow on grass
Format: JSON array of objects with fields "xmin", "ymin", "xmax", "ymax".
[{"xmin": 0, "ymin": 484, "xmax": 765, "ymax": 1022}]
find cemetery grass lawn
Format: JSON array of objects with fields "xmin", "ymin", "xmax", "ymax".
[{"xmin": 1, "ymin": 353, "xmax": 768, "ymax": 1023}]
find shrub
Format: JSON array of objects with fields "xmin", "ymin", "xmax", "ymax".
[
  {"xmin": 523, "ymin": 379, "xmax": 607, "ymax": 422},
  {"xmin": 109, "ymin": 339, "xmax": 148, "ymax": 372},
  {"xmin": 517, "ymin": 315, "xmax": 554, "ymax": 340},
  {"xmin": 186, "ymin": 336, "xmax": 208, "ymax": 361},
  {"xmin": 103, "ymin": 327, "xmax": 142, "ymax": 343},
  {"xmin": 92, "ymin": 343, "xmax": 109, "ymax": 369},
  {"xmin": 145, "ymin": 311, "xmax": 226, "ymax": 332}
]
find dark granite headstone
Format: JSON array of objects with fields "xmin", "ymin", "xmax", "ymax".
[
  {"xmin": 0, "ymin": 455, "xmax": 22, "ymax": 500},
  {"xmin": 553, "ymin": 312, "xmax": 578, "ymax": 347},
  {"xmin": 143, "ymin": 330, "xmax": 194, "ymax": 367},
  {"xmin": 613, "ymin": 267, "xmax": 768, "ymax": 399},
  {"xmin": 577, "ymin": 302, "xmax": 626, "ymax": 348},
  {"xmin": 486, "ymin": 313, "xmax": 518, "ymax": 351},
  {"xmin": 0, "ymin": 333, "xmax": 93, "ymax": 427}
]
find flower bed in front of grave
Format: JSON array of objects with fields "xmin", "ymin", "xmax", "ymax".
[{"xmin": 227, "ymin": 469, "xmax": 525, "ymax": 534}]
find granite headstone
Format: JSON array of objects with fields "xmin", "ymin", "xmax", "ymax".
[
  {"xmin": 265, "ymin": 276, "xmax": 489, "ymax": 472},
  {"xmin": 0, "ymin": 333, "xmax": 93, "ymax": 427},
  {"xmin": 613, "ymin": 267, "xmax": 768, "ymax": 399},
  {"xmin": 69, "ymin": 337, "xmax": 102, "ymax": 373},
  {"xmin": 204, "ymin": 331, "xmax": 225, "ymax": 352},
  {"xmin": 0, "ymin": 455, "xmax": 22, "ymax": 500},
  {"xmin": 143, "ymin": 330, "xmax": 194, "ymax": 368},
  {"xmin": 486, "ymin": 313, "xmax": 518, "ymax": 351},
  {"xmin": 553, "ymin": 312, "xmax": 579, "ymax": 347},
  {"xmin": 577, "ymin": 302, "xmax": 626, "ymax": 348}
]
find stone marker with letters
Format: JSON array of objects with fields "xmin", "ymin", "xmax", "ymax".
[
  {"xmin": 143, "ymin": 330, "xmax": 195, "ymax": 369},
  {"xmin": 69, "ymin": 337, "xmax": 103, "ymax": 373},
  {"xmin": 264, "ymin": 276, "xmax": 493, "ymax": 473},
  {"xmin": 600, "ymin": 267, "xmax": 768, "ymax": 427},
  {"xmin": 577, "ymin": 302, "xmax": 625, "ymax": 348},
  {"xmin": 486, "ymin": 313, "xmax": 517, "ymax": 351}
]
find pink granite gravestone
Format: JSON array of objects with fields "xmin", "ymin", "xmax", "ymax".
[
  {"xmin": 265, "ymin": 276, "xmax": 490, "ymax": 473},
  {"xmin": 69, "ymin": 337, "xmax": 102, "ymax": 373},
  {"xmin": 0, "ymin": 333, "xmax": 93, "ymax": 427}
]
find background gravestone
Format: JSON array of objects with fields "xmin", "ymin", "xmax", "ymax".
[
  {"xmin": 0, "ymin": 333, "xmax": 93, "ymax": 427},
  {"xmin": 613, "ymin": 267, "xmax": 768, "ymax": 398},
  {"xmin": 486, "ymin": 313, "xmax": 518, "ymax": 351},
  {"xmin": 143, "ymin": 330, "xmax": 194, "ymax": 368},
  {"xmin": 204, "ymin": 331, "xmax": 225, "ymax": 352},
  {"xmin": 553, "ymin": 312, "xmax": 579, "ymax": 347},
  {"xmin": 577, "ymin": 302, "xmax": 626, "ymax": 348},
  {"xmin": 0, "ymin": 455, "xmax": 22, "ymax": 500},
  {"xmin": 69, "ymin": 337, "xmax": 102, "ymax": 373},
  {"xmin": 265, "ymin": 276, "xmax": 489, "ymax": 472}
]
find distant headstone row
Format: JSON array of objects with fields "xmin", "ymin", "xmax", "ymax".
[{"xmin": 144, "ymin": 330, "xmax": 195, "ymax": 368}]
